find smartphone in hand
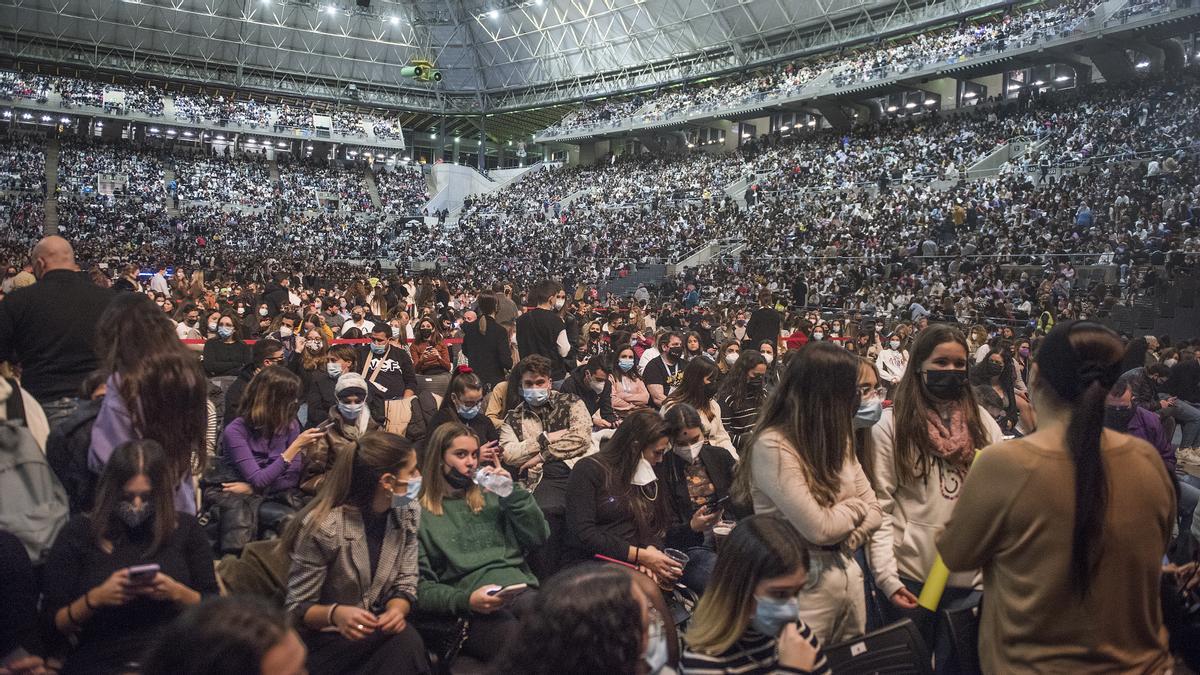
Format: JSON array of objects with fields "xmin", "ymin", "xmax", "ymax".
[{"xmin": 127, "ymin": 563, "xmax": 160, "ymax": 586}]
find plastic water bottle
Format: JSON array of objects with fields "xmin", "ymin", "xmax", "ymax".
[{"xmin": 474, "ymin": 467, "xmax": 514, "ymax": 497}]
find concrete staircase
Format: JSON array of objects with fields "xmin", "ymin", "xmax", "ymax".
[
  {"xmin": 601, "ymin": 264, "xmax": 667, "ymax": 300},
  {"xmin": 363, "ymin": 168, "xmax": 383, "ymax": 209},
  {"xmin": 164, "ymin": 167, "xmax": 179, "ymax": 216},
  {"xmin": 42, "ymin": 138, "xmax": 59, "ymax": 235}
]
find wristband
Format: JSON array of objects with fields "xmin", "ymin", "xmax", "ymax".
[
  {"xmin": 634, "ymin": 548, "xmax": 640, "ymax": 565},
  {"xmin": 67, "ymin": 601, "xmax": 79, "ymax": 626},
  {"xmin": 327, "ymin": 603, "xmax": 340, "ymax": 627},
  {"xmin": 84, "ymin": 591, "xmax": 97, "ymax": 611}
]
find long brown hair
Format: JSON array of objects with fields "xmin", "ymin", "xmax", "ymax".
[
  {"xmin": 282, "ymin": 431, "xmax": 415, "ymax": 551},
  {"xmin": 238, "ymin": 366, "xmax": 302, "ymax": 437},
  {"xmin": 419, "ymin": 421, "xmax": 484, "ymax": 516},
  {"xmin": 890, "ymin": 324, "xmax": 990, "ymax": 484},
  {"xmin": 663, "ymin": 357, "xmax": 720, "ymax": 420},
  {"xmin": 855, "ymin": 357, "xmax": 881, "ymax": 483},
  {"xmin": 734, "ymin": 342, "xmax": 859, "ymax": 508},
  {"xmin": 126, "ymin": 349, "xmax": 209, "ymax": 480},
  {"xmin": 90, "ymin": 439, "xmax": 179, "ymax": 556},
  {"xmin": 589, "ymin": 409, "xmax": 669, "ymax": 542}
]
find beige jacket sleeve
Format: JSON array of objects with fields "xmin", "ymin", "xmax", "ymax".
[
  {"xmin": 750, "ymin": 431, "xmax": 869, "ymax": 547},
  {"xmin": 866, "ymin": 410, "xmax": 907, "ymax": 597},
  {"xmin": 702, "ymin": 400, "xmax": 738, "ymax": 457}
]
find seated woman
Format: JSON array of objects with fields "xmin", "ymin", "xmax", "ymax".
[
  {"xmin": 215, "ymin": 367, "xmax": 324, "ymax": 549},
  {"xmin": 610, "ymin": 346, "xmax": 651, "ymax": 419},
  {"xmin": 410, "ymin": 317, "xmax": 453, "ymax": 397},
  {"xmin": 563, "ymin": 409, "xmax": 698, "ymax": 590},
  {"xmin": 416, "ymin": 367, "xmax": 500, "ymax": 456},
  {"xmin": 683, "ymin": 515, "xmax": 829, "ymax": 675},
  {"xmin": 661, "ymin": 357, "xmax": 737, "ymax": 456},
  {"xmin": 44, "ymin": 440, "xmax": 218, "ymax": 674},
  {"xmin": 415, "ymin": 422, "xmax": 549, "ymax": 664},
  {"xmin": 201, "ymin": 313, "xmax": 251, "ymax": 378},
  {"xmin": 282, "ymin": 431, "xmax": 428, "ymax": 675},
  {"xmin": 656, "ymin": 403, "xmax": 745, "ymax": 593},
  {"xmin": 307, "ymin": 345, "xmax": 383, "ymax": 429},
  {"xmin": 301, "ymin": 373, "xmax": 380, "ymax": 496},
  {"xmin": 717, "ymin": 350, "xmax": 769, "ymax": 452}
]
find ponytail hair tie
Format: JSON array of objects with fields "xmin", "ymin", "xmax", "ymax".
[{"xmin": 455, "ymin": 365, "xmax": 474, "ymax": 375}]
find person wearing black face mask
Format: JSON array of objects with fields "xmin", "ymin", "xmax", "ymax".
[
  {"xmin": 644, "ymin": 333, "xmax": 686, "ymax": 407},
  {"xmin": 970, "ymin": 351, "xmax": 1035, "ymax": 436},
  {"xmin": 717, "ymin": 351, "xmax": 770, "ymax": 453},
  {"xmin": 1104, "ymin": 382, "xmax": 1174, "ymax": 475},
  {"xmin": 662, "ymin": 358, "xmax": 737, "ymax": 456},
  {"xmin": 862, "ymin": 325, "xmax": 1002, "ymax": 662},
  {"xmin": 43, "ymin": 440, "xmax": 218, "ymax": 674}
]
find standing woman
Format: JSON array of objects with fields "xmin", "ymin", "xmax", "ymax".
[
  {"xmin": 282, "ymin": 431, "xmax": 429, "ymax": 675},
  {"xmin": 733, "ymin": 342, "xmax": 882, "ymax": 645},
  {"xmin": 91, "ymin": 294, "xmax": 210, "ymax": 515},
  {"xmin": 44, "ymin": 440, "xmax": 218, "ymax": 674},
  {"xmin": 461, "ymin": 294, "xmax": 513, "ymax": 391},
  {"xmin": 866, "ymin": 325, "xmax": 1001, "ymax": 634},
  {"xmin": 415, "ymin": 422, "xmax": 549, "ymax": 664},
  {"xmin": 609, "ymin": 345, "xmax": 651, "ymax": 420},
  {"xmin": 410, "ymin": 317, "xmax": 453, "ymax": 397},
  {"xmin": 682, "ymin": 515, "xmax": 828, "ymax": 675},
  {"xmin": 717, "ymin": 350, "xmax": 769, "ymax": 453},
  {"xmin": 299, "ymin": 327, "xmax": 330, "ymax": 388},
  {"xmin": 939, "ymin": 322, "xmax": 1173, "ymax": 673},
  {"xmin": 756, "ymin": 340, "xmax": 782, "ymax": 394},
  {"xmin": 970, "ymin": 349, "xmax": 1034, "ymax": 436},
  {"xmin": 662, "ymin": 357, "xmax": 736, "ymax": 456}
]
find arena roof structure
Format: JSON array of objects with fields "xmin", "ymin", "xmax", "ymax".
[{"xmin": 0, "ymin": 0, "xmax": 1012, "ymax": 113}]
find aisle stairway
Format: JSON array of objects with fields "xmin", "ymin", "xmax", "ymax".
[
  {"xmin": 363, "ymin": 168, "xmax": 383, "ymax": 209},
  {"xmin": 42, "ymin": 138, "xmax": 59, "ymax": 235},
  {"xmin": 164, "ymin": 167, "xmax": 178, "ymax": 216}
]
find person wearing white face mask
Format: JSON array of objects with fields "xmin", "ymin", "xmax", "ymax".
[
  {"xmin": 300, "ymin": 373, "xmax": 383, "ymax": 495},
  {"xmin": 654, "ymin": 404, "xmax": 743, "ymax": 594},
  {"xmin": 564, "ymin": 410, "xmax": 689, "ymax": 588},
  {"xmin": 683, "ymin": 515, "xmax": 829, "ymax": 675},
  {"xmin": 515, "ymin": 279, "xmax": 571, "ymax": 384},
  {"xmin": 875, "ymin": 331, "xmax": 908, "ymax": 395}
]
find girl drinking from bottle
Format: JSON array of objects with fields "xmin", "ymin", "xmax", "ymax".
[{"xmin": 414, "ymin": 422, "xmax": 549, "ymax": 665}]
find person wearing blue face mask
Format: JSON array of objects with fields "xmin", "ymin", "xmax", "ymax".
[
  {"xmin": 610, "ymin": 345, "xmax": 651, "ymax": 420},
  {"xmin": 421, "ymin": 367, "xmax": 500, "ymax": 455},
  {"xmin": 307, "ymin": 345, "xmax": 378, "ymax": 429},
  {"xmin": 413, "ymin": 422, "xmax": 548, "ymax": 666},
  {"xmin": 300, "ymin": 372, "xmax": 383, "ymax": 495},
  {"xmin": 201, "ymin": 313, "xmax": 251, "ymax": 377},
  {"xmin": 499, "ymin": 355, "xmax": 593, "ymax": 575},
  {"xmin": 682, "ymin": 515, "xmax": 829, "ymax": 674}
]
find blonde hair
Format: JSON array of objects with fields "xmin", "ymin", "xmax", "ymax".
[{"xmin": 419, "ymin": 422, "xmax": 484, "ymax": 516}]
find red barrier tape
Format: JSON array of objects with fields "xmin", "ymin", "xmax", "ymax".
[{"xmin": 181, "ymin": 337, "xmax": 466, "ymax": 345}]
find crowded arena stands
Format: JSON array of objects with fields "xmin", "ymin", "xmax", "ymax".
[{"xmin": 3, "ymin": 0, "xmax": 1200, "ymax": 672}]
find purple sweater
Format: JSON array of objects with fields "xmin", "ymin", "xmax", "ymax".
[
  {"xmin": 1127, "ymin": 406, "xmax": 1175, "ymax": 476},
  {"xmin": 221, "ymin": 417, "xmax": 302, "ymax": 494}
]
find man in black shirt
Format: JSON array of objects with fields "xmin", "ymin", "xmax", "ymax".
[
  {"xmin": 745, "ymin": 291, "xmax": 782, "ymax": 350},
  {"xmin": 643, "ymin": 332, "xmax": 684, "ymax": 407},
  {"xmin": 356, "ymin": 326, "xmax": 417, "ymax": 401},
  {"xmin": 516, "ymin": 279, "xmax": 570, "ymax": 383},
  {"xmin": 558, "ymin": 357, "xmax": 617, "ymax": 429},
  {"xmin": 0, "ymin": 237, "xmax": 115, "ymax": 420}
]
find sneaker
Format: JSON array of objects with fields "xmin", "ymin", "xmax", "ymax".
[{"xmin": 1177, "ymin": 447, "xmax": 1200, "ymax": 467}]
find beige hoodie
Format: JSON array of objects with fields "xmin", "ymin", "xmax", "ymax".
[{"xmin": 866, "ymin": 406, "xmax": 1002, "ymax": 597}]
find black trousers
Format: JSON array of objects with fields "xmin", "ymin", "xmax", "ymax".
[
  {"xmin": 301, "ymin": 624, "xmax": 430, "ymax": 675},
  {"xmin": 458, "ymin": 590, "xmax": 538, "ymax": 662}
]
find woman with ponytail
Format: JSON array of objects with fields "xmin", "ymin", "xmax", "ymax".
[
  {"xmin": 424, "ymin": 366, "xmax": 501, "ymax": 455},
  {"xmin": 939, "ymin": 322, "xmax": 1174, "ymax": 673},
  {"xmin": 282, "ymin": 431, "xmax": 429, "ymax": 674}
]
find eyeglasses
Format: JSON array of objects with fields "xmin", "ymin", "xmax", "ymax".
[{"xmin": 859, "ymin": 386, "xmax": 887, "ymax": 401}]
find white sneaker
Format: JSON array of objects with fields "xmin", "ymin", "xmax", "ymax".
[{"xmin": 1178, "ymin": 447, "xmax": 1200, "ymax": 467}]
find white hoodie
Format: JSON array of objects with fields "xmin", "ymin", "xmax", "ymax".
[{"xmin": 866, "ymin": 406, "xmax": 1002, "ymax": 597}]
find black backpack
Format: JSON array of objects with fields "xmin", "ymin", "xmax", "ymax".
[{"xmin": 45, "ymin": 397, "xmax": 103, "ymax": 515}]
